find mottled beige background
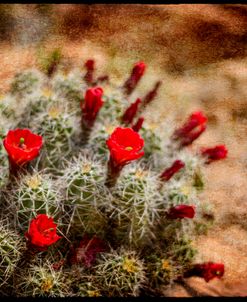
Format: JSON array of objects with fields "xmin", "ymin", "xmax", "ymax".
[{"xmin": 0, "ymin": 4, "xmax": 247, "ymax": 296}]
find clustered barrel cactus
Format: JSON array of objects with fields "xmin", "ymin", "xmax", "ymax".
[{"xmin": 0, "ymin": 56, "xmax": 227, "ymax": 297}]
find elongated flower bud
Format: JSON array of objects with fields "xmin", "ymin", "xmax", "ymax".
[
  {"xmin": 201, "ymin": 145, "xmax": 227, "ymax": 163},
  {"xmin": 84, "ymin": 59, "xmax": 95, "ymax": 85},
  {"xmin": 142, "ymin": 81, "xmax": 162, "ymax": 107},
  {"xmin": 167, "ymin": 204, "xmax": 195, "ymax": 219},
  {"xmin": 132, "ymin": 117, "xmax": 144, "ymax": 132},
  {"xmin": 160, "ymin": 160, "xmax": 185, "ymax": 181},
  {"xmin": 173, "ymin": 111, "xmax": 207, "ymax": 147},
  {"xmin": 123, "ymin": 61, "xmax": 146, "ymax": 95},
  {"xmin": 122, "ymin": 98, "xmax": 141, "ymax": 125}
]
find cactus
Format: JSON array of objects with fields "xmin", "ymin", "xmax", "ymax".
[
  {"xmin": 88, "ymin": 122, "xmax": 119, "ymax": 159},
  {"xmin": 32, "ymin": 103, "xmax": 75, "ymax": 172},
  {"xmin": 51, "ymin": 70, "xmax": 86, "ymax": 112},
  {"xmin": 7, "ymin": 171, "xmax": 62, "ymax": 232},
  {"xmin": 94, "ymin": 248, "xmax": 146, "ymax": 297},
  {"xmin": 60, "ymin": 153, "xmax": 110, "ymax": 236},
  {"xmin": 10, "ymin": 69, "xmax": 43, "ymax": 97},
  {"xmin": 15, "ymin": 259, "xmax": 72, "ymax": 297},
  {"xmin": 0, "ymin": 57, "xmax": 227, "ymax": 296},
  {"xmin": 0, "ymin": 220, "xmax": 25, "ymax": 290},
  {"xmin": 110, "ymin": 164, "xmax": 163, "ymax": 246}
]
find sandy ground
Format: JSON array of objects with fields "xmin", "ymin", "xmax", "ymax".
[{"xmin": 0, "ymin": 4, "xmax": 247, "ymax": 296}]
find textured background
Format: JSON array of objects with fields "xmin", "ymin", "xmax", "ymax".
[{"xmin": 0, "ymin": 4, "xmax": 247, "ymax": 296}]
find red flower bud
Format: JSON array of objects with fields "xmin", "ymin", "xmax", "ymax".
[
  {"xmin": 3, "ymin": 129, "xmax": 43, "ymax": 166},
  {"xmin": 122, "ymin": 98, "xmax": 141, "ymax": 125},
  {"xmin": 106, "ymin": 127, "xmax": 144, "ymax": 168},
  {"xmin": 160, "ymin": 160, "xmax": 185, "ymax": 181},
  {"xmin": 25, "ymin": 214, "xmax": 61, "ymax": 250},
  {"xmin": 96, "ymin": 75, "xmax": 109, "ymax": 84},
  {"xmin": 173, "ymin": 111, "xmax": 207, "ymax": 147},
  {"xmin": 201, "ymin": 145, "xmax": 228, "ymax": 163},
  {"xmin": 185, "ymin": 262, "xmax": 225, "ymax": 282},
  {"xmin": 81, "ymin": 87, "xmax": 104, "ymax": 127},
  {"xmin": 85, "ymin": 59, "xmax": 95, "ymax": 70},
  {"xmin": 69, "ymin": 235, "xmax": 106, "ymax": 268},
  {"xmin": 143, "ymin": 80, "xmax": 162, "ymax": 106},
  {"xmin": 84, "ymin": 59, "xmax": 95, "ymax": 84},
  {"xmin": 123, "ymin": 61, "xmax": 146, "ymax": 95},
  {"xmin": 132, "ymin": 117, "xmax": 144, "ymax": 132},
  {"xmin": 167, "ymin": 204, "xmax": 195, "ymax": 219}
]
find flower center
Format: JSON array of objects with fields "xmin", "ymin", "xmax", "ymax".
[
  {"xmin": 125, "ymin": 146, "xmax": 133, "ymax": 151},
  {"xmin": 43, "ymin": 228, "xmax": 54, "ymax": 235},
  {"xmin": 19, "ymin": 137, "xmax": 27, "ymax": 150}
]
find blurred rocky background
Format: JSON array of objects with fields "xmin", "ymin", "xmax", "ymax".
[{"xmin": 0, "ymin": 4, "xmax": 247, "ymax": 296}]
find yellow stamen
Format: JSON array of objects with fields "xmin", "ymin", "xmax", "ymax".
[
  {"xmin": 19, "ymin": 137, "xmax": 25, "ymax": 144},
  {"xmin": 125, "ymin": 146, "xmax": 133, "ymax": 151}
]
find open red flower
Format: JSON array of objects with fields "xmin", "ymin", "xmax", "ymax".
[
  {"xmin": 122, "ymin": 98, "xmax": 141, "ymax": 125},
  {"xmin": 143, "ymin": 80, "xmax": 162, "ymax": 106},
  {"xmin": 185, "ymin": 262, "xmax": 225, "ymax": 282},
  {"xmin": 3, "ymin": 128, "xmax": 43, "ymax": 166},
  {"xmin": 25, "ymin": 214, "xmax": 61, "ymax": 250},
  {"xmin": 160, "ymin": 160, "xmax": 185, "ymax": 181},
  {"xmin": 81, "ymin": 87, "xmax": 104, "ymax": 127},
  {"xmin": 201, "ymin": 145, "xmax": 228, "ymax": 163},
  {"xmin": 167, "ymin": 204, "xmax": 195, "ymax": 219},
  {"xmin": 123, "ymin": 61, "xmax": 146, "ymax": 95},
  {"xmin": 106, "ymin": 127, "xmax": 144, "ymax": 168},
  {"xmin": 173, "ymin": 111, "xmax": 207, "ymax": 147},
  {"xmin": 132, "ymin": 117, "xmax": 144, "ymax": 132}
]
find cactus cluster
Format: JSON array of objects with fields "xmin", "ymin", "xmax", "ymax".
[{"xmin": 0, "ymin": 56, "xmax": 227, "ymax": 296}]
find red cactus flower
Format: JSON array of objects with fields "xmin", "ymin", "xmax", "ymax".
[
  {"xmin": 167, "ymin": 204, "xmax": 195, "ymax": 219},
  {"xmin": 132, "ymin": 117, "xmax": 144, "ymax": 132},
  {"xmin": 69, "ymin": 235, "xmax": 106, "ymax": 268},
  {"xmin": 185, "ymin": 262, "xmax": 225, "ymax": 282},
  {"xmin": 106, "ymin": 127, "xmax": 144, "ymax": 168},
  {"xmin": 25, "ymin": 214, "xmax": 61, "ymax": 250},
  {"xmin": 173, "ymin": 111, "xmax": 207, "ymax": 147},
  {"xmin": 81, "ymin": 87, "xmax": 104, "ymax": 127},
  {"xmin": 123, "ymin": 61, "xmax": 146, "ymax": 95},
  {"xmin": 201, "ymin": 145, "xmax": 228, "ymax": 163},
  {"xmin": 3, "ymin": 128, "xmax": 43, "ymax": 166},
  {"xmin": 122, "ymin": 98, "xmax": 142, "ymax": 125},
  {"xmin": 160, "ymin": 160, "xmax": 185, "ymax": 181},
  {"xmin": 84, "ymin": 59, "xmax": 95, "ymax": 84},
  {"xmin": 143, "ymin": 80, "xmax": 162, "ymax": 106}
]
